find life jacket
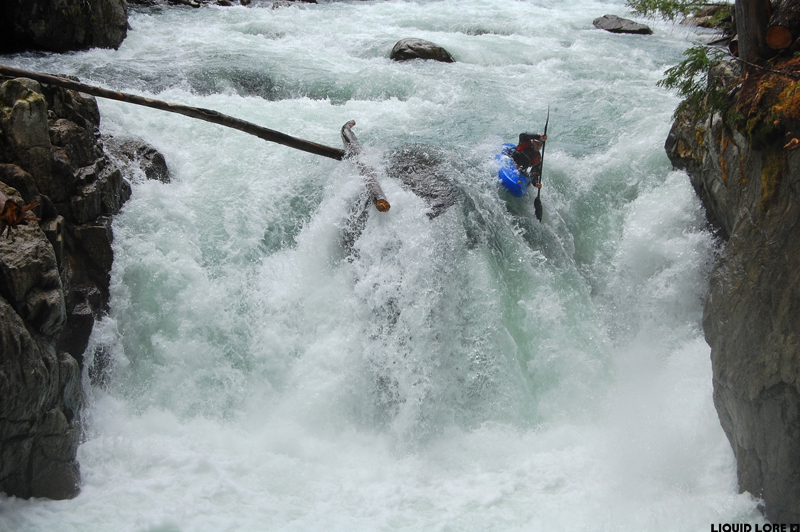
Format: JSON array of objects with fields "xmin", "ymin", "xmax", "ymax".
[{"xmin": 512, "ymin": 135, "xmax": 541, "ymax": 170}]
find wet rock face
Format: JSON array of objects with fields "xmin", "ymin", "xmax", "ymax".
[
  {"xmin": 0, "ymin": 77, "xmax": 133, "ymax": 360},
  {"xmin": 0, "ymin": 0, "xmax": 128, "ymax": 54},
  {"xmin": 103, "ymin": 136, "xmax": 172, "ymax": 184},
  {"xmin": 666, "ymin": 85, "xmax": 800, "ymax": 522},
  {"xmin": 0, "ymin": 226, "xmax": 81, "ymax": 500},
  {"xmin": 0, "ymin": 76, "xmax": 169, "ymax": 500}
]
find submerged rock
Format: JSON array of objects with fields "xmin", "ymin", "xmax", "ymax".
[
  {"xmin": 338, "ymin": 133, "xmax": 458, "ymax": 258},
  {"xmin": 385, "ymin": 144, "xmax": 458, "ymax": 219},
  {"xmin": 103, "ymin": 136, "xmax": 172, "ymax": 184},
  {"xmin": 592, "ymin": 14, "xmax": 653, "ymax": 35},
  {"xmin": 390, "ymin": 38, "xmax": 456, "ymax": 63}
]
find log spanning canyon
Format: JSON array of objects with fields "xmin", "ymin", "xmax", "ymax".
[{"xmin": 0, "ymin": 64, "xmax": 390, "ymax": 212}]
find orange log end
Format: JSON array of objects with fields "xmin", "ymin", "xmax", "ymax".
[
  {"xmin": 766, "ymin": 25, "xmax": 793, "ymax": 50},
  {"xmin": 375, "ymin": 199, "xmax": 390, "ymax": 212}
]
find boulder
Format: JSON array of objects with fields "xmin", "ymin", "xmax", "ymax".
[
  {"xmin": 385, "ymin": 144, "xmax": 458, "ymax": 219},
  {"xmin": 390, "ymin": 38, "xmax": 456, "ymax": 63},
  {"xmin": 593, "ymin": 14, "xmax": 653, "ymax": 35},
  {"xmin": 103, "ymin": 136, "xmax": 172, "ymax": 184},
  {"xmin": 0, "ymin": 0, "xmax": 128, "ymax": 54},
  {"xmin": 0, "ymin": 199, "xmax": 80, "ymax": 500}
]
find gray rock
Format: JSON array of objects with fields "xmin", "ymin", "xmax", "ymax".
[
  {"xmin": 103, "ymin": 136, "xmax": 171, "ymax": 184},
  {"xmin": 666, "ymin": 61, "xmax": 800, "ymax": 522},
  {"xmin": 0, "ymin": 259, "xmax": 80, "ymax": 500},
  {"xmin": 390, "ymin": 38, "xmax": 456, "ymax": 63},
  {"xmin": 385, "ymin": 144, "xmax": 458, "ymax": 219},
  {"xmin": 0, "ymin": 195, "xmax": 65, "ymax": 337},
  {"xmin": 593, "ymin": 14, "xmax": 653, "ymax": 35}
]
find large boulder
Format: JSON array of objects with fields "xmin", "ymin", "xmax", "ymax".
[
  {"xmin": 0, "ymin": 0, "xmax": 128, "ymax": 54},
  {"xmin": 593, "ymin": 14, "xmax": 653, "ymax": 35},
  {"xmin": 390, "ymin": 38, "xmax": 456, "ymax": 63}
]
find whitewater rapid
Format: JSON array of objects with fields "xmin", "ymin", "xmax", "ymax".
[{"xmin": 0, "ymin": 0, "xmax": 765, "ymax": 530}]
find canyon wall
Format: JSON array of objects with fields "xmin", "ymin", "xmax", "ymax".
[{"xmin": 666, "ymin": 63, "xmax": 800, "ymax": 522}]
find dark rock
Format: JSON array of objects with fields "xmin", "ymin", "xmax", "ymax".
[
  {"xmin": 49, "ymin": 119, "xmax": 100, "ymax": 170},
  {"xmin": 0, "ymin": 0, "xmax": 128, "ymax": 54},
  {"xmin": 59, "ymin": 284, "xmax": 103, "ymax": 360},
  {"xmin": 593, "ymin": 14, "xmax": 653, "ymax": 35},
  {"xmin": 385, "ymin": 144, "xmax": 458, "ymax": 219},
  {"xmin": 0, "ymin": 164, "xmax": 43, "ymax": 211},
  {"xmin": 70, "ymin": 163, "xmax": 131, "ymax": 224},
  {"xmin": 41, "ymin": 215, "xmax": 65, "ymax": 267},
  {"xmin": 0, "ymin": 75, "xmax": 133, "ymax": 500},
  {"xmin": 169, "ymin": 0, "xmax": 201, "ymax": 7},
  {"xmin": 0, "ymin": 191, "xmax": 65, "ymax": 338},
  {"xmin": 42, "ymin": 77, "xmax": 101, "ymax": 131},
  {"xmin": 390, "ymin": 38, "xmax": 456, "ymax": 63},
  {"xmin": 73, "ymin": 217, "xmax": 115, "ymax": 273},
  {"xmin": 0, "ymin": 266, "xmax": 80, "ymax": 500},
  {"xmin": 0, "ymin": 79, "xmax": 54, "ymax": 197},
  {"xmin": 103, "ymin": 136, "xmax": 171, "ymax": 184},
  {"xmin": 666, "ymin": 62, "xmax": 800, "ymax": 522}
]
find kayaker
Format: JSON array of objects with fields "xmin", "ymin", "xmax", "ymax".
[{"xmin": 510, "ymin": 132, "xmax": 547, "ymax": 188}]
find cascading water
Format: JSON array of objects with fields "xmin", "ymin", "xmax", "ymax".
[{"xmin": 0, "ymin": 1, "xmax": 767, "ymax": 530}]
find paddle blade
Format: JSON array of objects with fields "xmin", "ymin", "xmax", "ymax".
[{"xmin": 534, "ymin": 190, "xmax": 542, "ymax": 222}]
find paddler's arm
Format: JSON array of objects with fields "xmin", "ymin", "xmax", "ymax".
[{"xmin": 530, "ymin": 134, "xmax": 547, "ymax": 188}]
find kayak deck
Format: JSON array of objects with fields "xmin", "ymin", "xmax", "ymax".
[{"xmin": 496, "ymin": 143, "xmax": 530, "ymax": 197}]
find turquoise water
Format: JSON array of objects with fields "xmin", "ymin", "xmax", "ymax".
[{"xmin": 0, "ymin": 1, "xmax": 765, "ymax": 530}]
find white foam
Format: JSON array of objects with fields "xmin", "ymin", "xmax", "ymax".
[{"xmin": 0, "ymin": 1, "xmax": 764, "ymax": 530}]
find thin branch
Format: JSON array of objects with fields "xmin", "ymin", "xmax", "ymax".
[{"xmin": 730, "ymin": 55, "xmax": 800, "ymax": 81}]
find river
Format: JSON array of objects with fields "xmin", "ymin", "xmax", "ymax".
[{"xmin": 0, "ymin": 0, "xmax": 765, "ymax": 530}]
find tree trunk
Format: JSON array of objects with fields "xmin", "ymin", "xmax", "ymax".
[
  {"xmin": 735, "ymin": 0, "xmax": 773, "ymax": 62},
  {"xmin": 766, "ymin": 0, "xmax": 800, "ymax": 49}
]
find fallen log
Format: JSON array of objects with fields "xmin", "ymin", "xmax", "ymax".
[
  {"xmin": 0, "ymin": 64, "xmax": 346, "ymax": 161},
  {"xmin": 766, "ymin": 0, "xmax": 800, "ymax": 50},
  {"xmin": 729, "ymin": 35, "xmax": 739, "ymax": 56},
  {"xmin": 340, "ymin": 120, "xmax": 390, "ymax": 212}
]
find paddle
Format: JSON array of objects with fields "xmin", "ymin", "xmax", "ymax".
[{"xmin": 533, "ymin": 107, "xmax": 550, "ymax": 222}]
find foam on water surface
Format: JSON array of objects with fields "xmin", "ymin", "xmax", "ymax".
[{"xmin": 0, "ymin": 1, "xmax": 765, "ymax": 530}]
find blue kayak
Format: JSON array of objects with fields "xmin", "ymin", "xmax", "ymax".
[{"xmin": 496, "ymin": 143, "xmax": 530, "ymax": 197}]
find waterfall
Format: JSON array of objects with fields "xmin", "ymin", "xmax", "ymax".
[{"xmin": 0, "ymin": 1, "xmax": 764, "ymax": 529}]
